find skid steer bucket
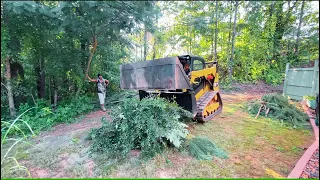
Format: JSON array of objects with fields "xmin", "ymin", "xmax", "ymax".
[{"xmin": 120, "ymin": 57, "xmax": 192, "ymax": 90}]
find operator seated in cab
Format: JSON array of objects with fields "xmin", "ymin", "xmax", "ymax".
[{"xmin": 184, "ymin": 63, "xmax": 191, "ymax": 76}]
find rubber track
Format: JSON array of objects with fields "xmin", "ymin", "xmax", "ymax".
[{"xmin": 196, "ymin": 91, "xmax": 223, "ymax": 122}]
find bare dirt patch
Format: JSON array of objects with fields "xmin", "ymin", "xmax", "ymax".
[
  {"xmin": 18, "ymin": 109, "xmax": 111, "ymax": 178},
  {"xmin": 228, "ymin": 81, "xmax": 282, "ymax": 95},
  {"xmin": 155, "ymin": 169, "xmax": 179, "ymax": 178},
  {"xmin": 37, "ymin": 110, "xmax": 110, "ymax": 138}
]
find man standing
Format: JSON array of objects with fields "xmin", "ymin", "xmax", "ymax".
[{"xmin": 87, "ymin": 74, "xmax": 109, "ymax": 111}]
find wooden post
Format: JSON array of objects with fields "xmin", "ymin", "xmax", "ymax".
[
  {"xmin": 311, "ymin": 60, "xmax": 319, "ymax": 95},
  {"xmin": 283, "ymin": 63, "xmax": 290, "ymax": 98}
]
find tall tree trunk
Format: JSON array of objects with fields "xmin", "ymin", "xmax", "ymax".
[
  {"xmin": 152, "ymin": 37, "xmax": 157, "ymax": 59},
  {"xmin": 40, "ymin": 69, "xmax": 45, "ymax": 98},
  {"xmin": 5, "ymin": 56, "xmax": 16, "ymax": 118},
  {"xmin": 229, "ymin": 1, "xmax": 239, "ymax": 82},
  {"xmin": 192, "ymin": 29, "xmax": 195, "ymax": 54},
  {"xmin": 214, "ymin": 0, "xmax": 219, "ymax": 61},
  {"xmin": 273, "ymin": 2, "xmax": 285, "ymax": 59},
  {"xmin": 54, "ymin": 89, "xmax": 58, "ymax": 110},
  {"xmin": 211, "ymin": 3, "xmax": 214, "ymax": 56},
  {"xmin": 36, "ymin": 58, "xmax": 46, "ymax": 99},
  {"xmin": 144, "ymin": 24, "xmax": 148, "ymax": 61},
  {"xmin": 140, "ymin": 30, "xmax": 143, "ymax": 61},
  {"xmin": 76, "ymin": 35, "xmax": 97, "ymax": 99},
  {"xmin": 295, "ymin": 0, "xmax": 305, "ymax": 56},
  {"xmin": 273, "ymin": 1, "xmax": 297, "ymax": 59},
  {"xmin": 189, "ymin": 29, "xmax": 192, "ymax": 54},
  {"xmin": 84, "ymin": 35, "xmax": 98, "ymax": 78},
  {"xmin": 52, "ymin": 79, "xmax": 58, "ymax": 110},
  {"xmin": 136, "ymin": 42, "xmax": 138, "ymax": 61},
  {"xmin": 48, "ymin": 77, "xmax": 51, "ymax": 107},
  {"xmin": 227, "ymin": 2, "xmax": 233, "ymax": 62}
]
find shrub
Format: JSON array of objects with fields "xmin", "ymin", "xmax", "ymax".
[
  {"xmin": 264, "ymin": 69, "xmax": 284, "ymax": 86},
  {"xmin": 3, "ymin": 95, "xmax": 94, "ymax": 136},
  {"xmin": 303, "ymin": 95, "xmax": 316, "ymax": 100},
  {"xmin": 88, "ymin": 96, "xmax": 193, "ymax": 159}
]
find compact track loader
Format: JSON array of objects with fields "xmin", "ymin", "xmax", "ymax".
[{"xmin": 120, "ymin": 55, "xmax": 223, "ymax": 122}]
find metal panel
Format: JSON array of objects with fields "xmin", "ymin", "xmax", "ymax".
[
  {"xmin": 283, "ymin": 60, "xmax": 319, "ymax": 100},
  {"xmin": 120, "ymin": 56, "xmax": 192, "ymax": 90},
  {"xmin": 286, "ymin": 69, "xmax": 314, "ymax": 87}
]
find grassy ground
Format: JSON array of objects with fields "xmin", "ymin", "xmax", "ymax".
[
  {"xmin": 184, "ymin": 94, "xmax": 313, "ymax": 178},
  {"xmin": 1, "ymin": 92, "xmax": 314, "ymax": 178},
  {"xmin": 105, "ymin": 93, "xmax": 313, "ymax": 178}
]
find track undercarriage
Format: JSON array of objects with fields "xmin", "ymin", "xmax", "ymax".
[{"xmin": 195, "ymin": 91, "xmax": 223, "ymax": 121}]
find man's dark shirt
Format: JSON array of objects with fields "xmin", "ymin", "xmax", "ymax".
[{"xmin": 185, "ymin": 68, "xmax": 190, "ymax": 75}]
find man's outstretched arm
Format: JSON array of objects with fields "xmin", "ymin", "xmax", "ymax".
[{"xmin": 86, "ymin": 74, "xmax": 97, "ymax": 82}]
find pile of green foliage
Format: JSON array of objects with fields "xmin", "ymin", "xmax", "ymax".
[
  {"xmin": 247, "ymin": 93, "xmax": 309, "ymax": 127},
  {"xmin": 1, "ymin": 95, "xmax": 94, "ymax": 137},
  {"xmin": 88, "ymin": 96, "xmax": 193, "ymax": 159},
  {"xmin": 89, "ymin": 95, "xmax": 230, "ymax": 161},
  {"xmin": 188, "ymin": 136, "xmax": 228, "ymax": 160},
  {"xmin": 105, "ymin": 90, "xmax": 138, "ymax": 108}
]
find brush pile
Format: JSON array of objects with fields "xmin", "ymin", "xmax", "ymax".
[
  {"xmin": 247, "ymin": 93, "xmax": 309, "ymax": 127},
  {"xmin": 89, "ymin": 96, "xmax": 192, "ymax": 159},
  {"xmin": 89, "ymin": 95, "xmax": 228, "ymax": 161}
]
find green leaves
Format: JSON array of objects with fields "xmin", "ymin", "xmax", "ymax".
[
  {"xmin": 2, "ymin": 95, "xmax": 94, "ymax": 137},
  {"xmin": 188, "ymin": 136, "xmax": 228, "ymax": 160},
  {"xmin": 165, "ymin": 121, "xmax": 188, "ymax": 148},
  {"xmin": 1, "ymin": 1, "xmax": 160, "ymax": 113},
  {"xmin": 89, "ymin": 96, "xmax": 193, "ymax": 159},
  {"xmin": 246, "ymin": 93, "xmax": 309, "ymax": 127},
  {"xmin": 154, "ymin": 1, "xmax": 318, "ymax": 85}
]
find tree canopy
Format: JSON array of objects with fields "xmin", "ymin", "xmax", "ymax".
[{"xmin": 1, "ymin": 1, "xmax": 319, "ymax": 119}]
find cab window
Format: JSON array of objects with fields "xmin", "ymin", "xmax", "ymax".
[{"xmin": 193, "ymin": 59, "xmax": 204, "ymax": 71}]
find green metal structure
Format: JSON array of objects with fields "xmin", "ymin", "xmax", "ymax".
[{"xmin": 283, "ymin": 60, "xmax": 319, "ymax": 100}]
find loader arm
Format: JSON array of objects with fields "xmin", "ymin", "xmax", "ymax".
[{"xmin": 190, "ymin": 64, "xmax": 220, "ymax": 100}]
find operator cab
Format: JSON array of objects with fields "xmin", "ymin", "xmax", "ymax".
[
  {"xmin": 178, "ymin": 55, "xmax": 206, "ymax": 91},
  {"xmin": 178, "ymin": 55, "xmax": 205, "ymax": 74}
]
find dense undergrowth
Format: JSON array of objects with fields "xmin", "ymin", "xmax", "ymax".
[{"xmin": 1, "ymin": 95, "xmax": 95, "ymax": 137}]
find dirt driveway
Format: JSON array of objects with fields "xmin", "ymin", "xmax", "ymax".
[{"xmin": 11, "ymin": 83, "xmax": 314, "ymax": 178}]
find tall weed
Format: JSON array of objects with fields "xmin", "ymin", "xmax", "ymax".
[{"xmin": 1, "ymin": 108, "xmax": 35, "ymax": 178}]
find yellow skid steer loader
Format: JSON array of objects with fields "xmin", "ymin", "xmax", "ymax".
[{"xmin": 120, "ymin": 55, "xmax": 223, "ymax": 122}]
